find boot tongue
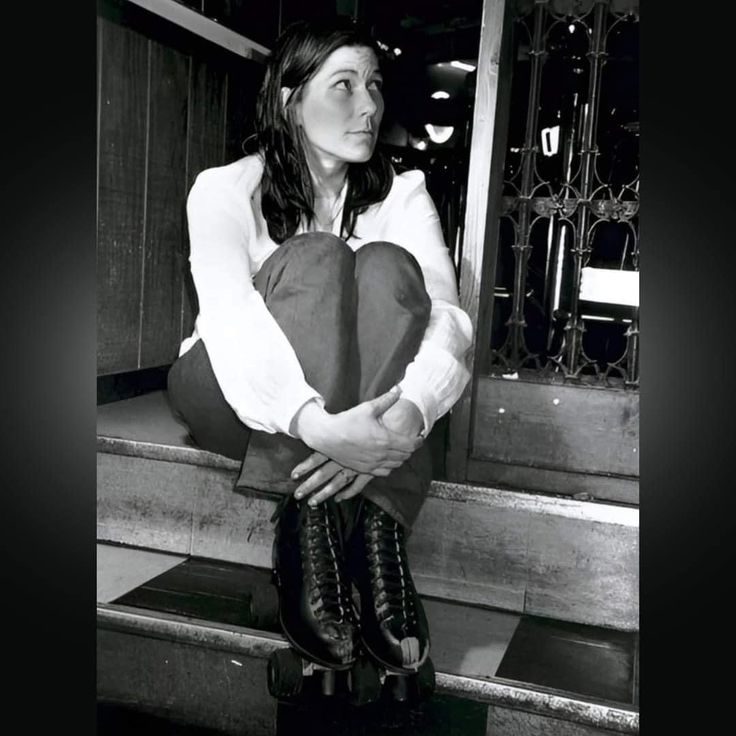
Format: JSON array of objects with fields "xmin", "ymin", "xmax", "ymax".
[
  {"xmin": 304, "ymin": 504, "xmax": 352, "ymax": 625},
  {"xmin": 366, "ymin": 512, "xmax": 413, "ymax": 631}
]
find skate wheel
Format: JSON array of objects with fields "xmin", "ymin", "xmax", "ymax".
[
  {"xmin": 347, "ymin": 657, "xmax": 382, "ymax": 706},
  {"xmin": 416, "ymin": 657, "xmax": 436, "ymax": 698},
  {"xmin": 267, "ymin": 648, "xmax": 304, "ymax": 699}
]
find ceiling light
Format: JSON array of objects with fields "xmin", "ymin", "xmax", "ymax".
[
  {"xmin": 450, "ymin": 60, "xmax": 476, "ymax": 72},
  {"xmin": 431, "ymin": 91, "xmax": 450, "ymax": 99},
  {"xmin": 424, "ymin": 124, "xmax": 455, "ymax": 144},
  {"xmin": 393, "ymin": 47, "xmax": 402, "ymax": 56}
]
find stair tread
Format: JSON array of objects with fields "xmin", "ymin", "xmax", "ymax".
[
  {"xmin": 98, "ymin": 390, "xmax": 190, "ymax": 447},
  {"xmin": 98, "ymin": 543, "xmax": 638, "ymax": 713},
  {"xmin": 97, "ymin": 392, "xmax": 639, "ymax": 518}
]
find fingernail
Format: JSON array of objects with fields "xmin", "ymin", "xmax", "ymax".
[
  {"xmin": 291, "ymin": 471, "xmax": 299, "ymax": 479},
  {"xmin": 294, "ymin": 491, "xmax": 302, "ymax": 499},
  {"xmin": 308, "ymin": 499, "xmax": 317, "ymax": 507}
]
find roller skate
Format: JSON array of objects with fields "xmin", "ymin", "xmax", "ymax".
[
  {"xmin": 267, "ymin": 497, "xmax": 366, "ymax": 700},
  {"xmin": 346, "ymin": 499, "xmax": 436, "ymax": 704}
]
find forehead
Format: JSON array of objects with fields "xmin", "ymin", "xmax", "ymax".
[{"xmin": 314, "ymin": 45, "xmax": 381, "ymax": 77}]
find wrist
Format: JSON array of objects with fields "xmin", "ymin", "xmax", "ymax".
[{"xmin": 291, "ymin": 399, "xmax": 331, "ymax": 445}]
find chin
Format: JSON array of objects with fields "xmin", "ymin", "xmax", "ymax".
[
  {"xmin": 343, "ymin": 144, "xmax": 376, "ymax": 163},
  {"xmin": 351, "ymin": 151, "xmax": 374, "ymax": 163}
]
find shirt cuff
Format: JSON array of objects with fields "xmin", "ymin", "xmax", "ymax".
[
  {"xmin": 396, "ymin": 380, "xmax": 438, "ymax": 438},
  {"xmin": 270, "ymin": 384, "xmax": 324, "ymax": 438}
]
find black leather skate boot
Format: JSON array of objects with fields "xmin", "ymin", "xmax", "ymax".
[
  {"xmin": 348, "ymin": 499, "xmax": 430, "ymax": 672},
  {"xmin": 273, "ymin": 497, "xmax": 358, "ymax": 668}
]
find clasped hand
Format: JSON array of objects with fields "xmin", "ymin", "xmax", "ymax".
[{"xmin": 290, "ymin": 388, "xmax": 424, "ymax": 506}]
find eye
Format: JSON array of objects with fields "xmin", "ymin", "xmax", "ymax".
[
  {"xmin": 335, "ymin": 79, "xmax": 352, "ymax": 91},
  {"xmin": 370, "ymin": 79, "xmax": 384, "ymax": 91}
]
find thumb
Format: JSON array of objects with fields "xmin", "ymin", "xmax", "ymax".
[{"xmin": 367, "ymin": 387, "xmax": 401, "ymax": 417}]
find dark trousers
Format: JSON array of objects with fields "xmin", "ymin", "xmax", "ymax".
[{"xmin": 168, "ymin": 232, "xmax": 433, "ymax": 532}]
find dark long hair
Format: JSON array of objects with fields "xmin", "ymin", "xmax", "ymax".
[{"xmin": 247, "ymin": 16, "xmax": 394, "ymax": 244}]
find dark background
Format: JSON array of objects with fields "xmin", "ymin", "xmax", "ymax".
[{"xmin": 0, "ymin": 2, "xmax": 732, "ymax": 733}]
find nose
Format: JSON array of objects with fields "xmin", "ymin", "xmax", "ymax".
[{"xmin": 356, "ymin": 85, "xmax": 379, "ymax": 120}]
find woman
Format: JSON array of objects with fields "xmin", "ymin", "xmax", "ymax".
[{"xmin": 168, "ymin": 16, "xmax": 473, "ymax": 686}]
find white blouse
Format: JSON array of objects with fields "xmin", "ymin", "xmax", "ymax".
[{"xmin": 181, "ymin": 154, "xmax": 473, "ymax": 438}]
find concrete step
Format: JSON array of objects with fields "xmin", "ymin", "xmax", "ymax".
[
  {"xmin": 97, "ymin": 544, "xmax": 639, "ymax": 736},
  {"xmin": 97, "ymin": 391, "xmax": 639, "ymax": 632}
]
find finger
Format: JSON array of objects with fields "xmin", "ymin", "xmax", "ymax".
[
  {"xmin": 293, "ymin": 461, "xmax": 343, "ymax": 499},
  {"xmin": 365, "ymin": 387, "xmax": 401, "ymax": 418},
  {"xmin": 307, "ymin": 469, "xmax": 358, "ymax": 506},
  {"xmin": 291, "ymin": 451, "xmax": 328, "ymax": 480},
  {"xmin": 335, "ymin": 474, "xmax": 373, "ymax": 503}
]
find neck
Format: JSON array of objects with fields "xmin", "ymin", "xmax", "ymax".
[{"xmin": 305, "ymin": 150, "xmax": 348, "ymax": 201}]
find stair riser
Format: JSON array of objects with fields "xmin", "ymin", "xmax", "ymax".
[
  {"xmin": 98, "ymin": 628, "xmax": 277, "ymax": 735},
  {"xmin": 98, "ymin": 452, "xmax": 638, "ymax": 630},
  {"xmin": 487, "ymin": 707, "xmax": 625, "ymax": 736}
]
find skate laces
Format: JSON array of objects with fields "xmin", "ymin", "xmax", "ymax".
[
  {"xmin": 364, "ymin": 507, "xmax": 417, "ymax": 630},
  {"xmin": 302, "ymin": 503, "xmax": 352, "ymax": 625}
]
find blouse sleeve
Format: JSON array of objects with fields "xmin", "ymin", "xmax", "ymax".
[
  {"xmin": 381, "ymin": 170, "xmax": 473, "ymax": 435},
  {"xmin": 186, "ymin": 168, "xmax": 322, "ymax": 435}
]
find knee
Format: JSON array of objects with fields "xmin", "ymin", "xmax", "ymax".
[
  {"xmin": 355, "ymin": 242, "xmax": 430, "ymax": 311},
  {"xmin": 356, "ymin": 241, "xmax": 420, "ymax": 277},
  {"xmin": 282, "ymin": 232, "xmax": 354, "ymax": 272},
  {"xmin": 261, "ymin": 232, "xmax": 355, "ymax": 293}
]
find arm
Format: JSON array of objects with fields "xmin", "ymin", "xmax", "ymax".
[
  {"xmin": 384, "ymin": 170, "xmax": 474, "ymax": 436},
  {"xmin": 187, "ymin": 168, "xmax": 322, "ymax": 436}
]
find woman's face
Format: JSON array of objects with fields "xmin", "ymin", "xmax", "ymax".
[{"xmin": 287, "ymin": 45, "xmax": 384, "ymax": 166}]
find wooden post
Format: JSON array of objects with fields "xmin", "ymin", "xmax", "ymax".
[{"xmin": 446, "ymin": 0, "xmax": 513, "ymax": 481}]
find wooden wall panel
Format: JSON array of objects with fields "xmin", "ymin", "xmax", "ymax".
[
  {"xmin": 97, "ymin": 10, "xmax": 261, "ymax": 372},
  {"xmin": 179, "ymin": 58, "xmax": 228, "ymax": 343},
  {"xmin": 97, "ymin": 18, "xmax": 149, "ymax": 374},
  {"xmin": 140, "ymin": 40, "xmax": 189, "ymax": 368},
  {"xmin": 472, "ymin": 377, "xmax": 639, "ymax": 479},
  {"xmin": 187, "ymin": 58, "xmax": 227, "ymax": 187},
  {"xmin": 224, "ymin": 65, "xmax": 260, "ymax": 162}
]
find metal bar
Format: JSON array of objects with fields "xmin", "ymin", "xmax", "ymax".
[
  {"xmin": 492, "ymin": 0, "xmax": 546, "ymax": 371},
  {"xmin": 438, "ymin": 673, "xmax": 638, "ymax": 734},
  {"xmin": 125, "ymin": 0, "xmax": 271, "ymax": 62},
  {"xmin": 553, "ymin": 0, "xmax": 608, "ymax": 378}
]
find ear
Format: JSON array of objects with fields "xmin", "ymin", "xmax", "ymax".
[{"xmin": 280, "ymin": 87, "xmax": 293, "ymax": 112}]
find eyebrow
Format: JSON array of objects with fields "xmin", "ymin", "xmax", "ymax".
[{"xmin": 328, "ymin": 68, "xmax": 383, "ymax": 78}]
